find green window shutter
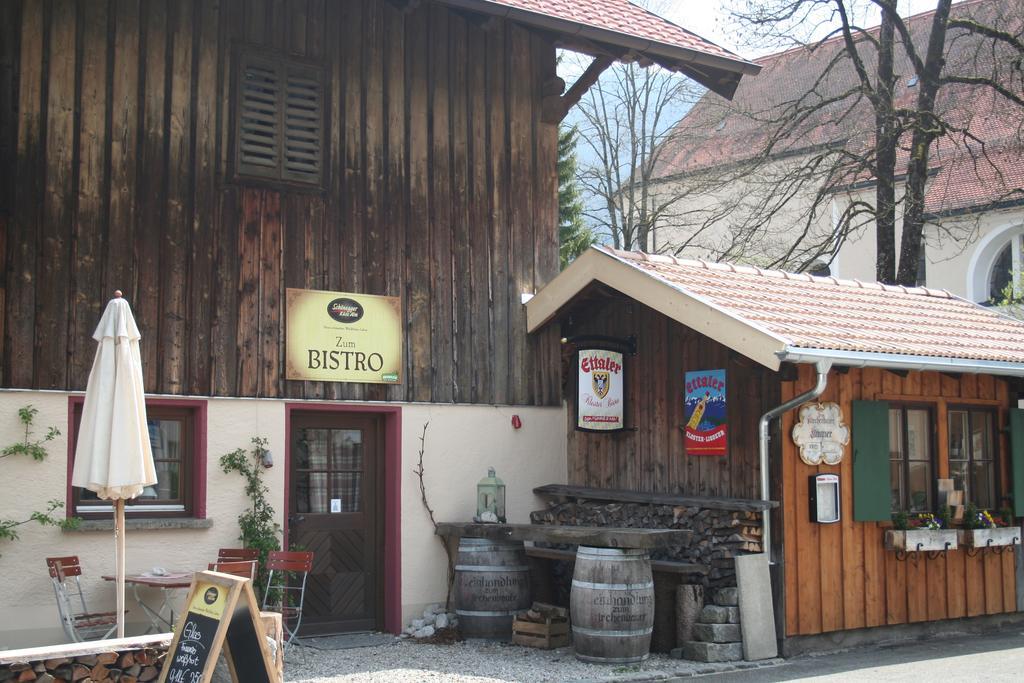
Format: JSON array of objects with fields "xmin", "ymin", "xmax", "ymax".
[
  {"xmin": 1010, "ymin": 408, "xmax": 1024, "ymax": 516},
  {"xmin": 853, "ymin": 400, "xmax": 891, "ymax": 521}
]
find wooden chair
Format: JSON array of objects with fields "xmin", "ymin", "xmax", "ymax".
[
  {"xmin": 261, "ymin": 551, "xmax": 314, "ymax": 648},
  {"xmin": 45, "ymin": 556, "xmax": 118, "ymax": 642},
  {"xmin": 217, "ymin": 547, "xmax": 259, "ymax": 563},
  {"xmin": 208, "ymin": 560, "xmax": 258, "ymax": 582}
]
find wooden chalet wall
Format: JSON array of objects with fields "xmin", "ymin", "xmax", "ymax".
[
  {"xmin": 781, "ymin": 365, "xmax": 1017, "ymax": 637},
  {"xmin": 0, "ymin": 0, "xmax": 561, "ymax": 406},
  {"xmin": 562, "ymin": 295, "xmax": 781, "ymax": 499}
]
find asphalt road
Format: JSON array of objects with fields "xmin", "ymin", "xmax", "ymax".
[{"xmin": 691, "ymin": 628, "xmax": 1024, "ymax": 681}]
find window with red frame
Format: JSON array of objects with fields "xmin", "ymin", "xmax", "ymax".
[{"xmin": 71, "ymin": 404, "xmax": 198, "ymax": 518}]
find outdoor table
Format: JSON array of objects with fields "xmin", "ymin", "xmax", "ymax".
[{"xmin": 101, "ymin": 571, "xmax": 192, "ymax": 633}]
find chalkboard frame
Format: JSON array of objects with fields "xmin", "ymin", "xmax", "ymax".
[{"xmin": 157, "ymin": 571, "xmax": 279, "ymax": 683}]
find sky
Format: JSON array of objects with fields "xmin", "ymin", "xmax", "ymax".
[{"xmin": 653, "ymin": 0, "xmax": 957, "ymax": 59}]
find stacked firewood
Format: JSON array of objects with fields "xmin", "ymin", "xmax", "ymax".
[
  {"xmin": 530, "ymin": 502, "xmax": 762, "ymax": 589},
  {"xmin": 0, "ymin": 648, "xmax": 164, "ymax": 683}
]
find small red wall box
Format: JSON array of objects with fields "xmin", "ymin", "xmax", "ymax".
[{"xmin": 809, "ymin": 473, "xmax": 840, "ymax": 524}]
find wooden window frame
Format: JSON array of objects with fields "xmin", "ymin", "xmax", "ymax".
[
  {"xmin": 229, "ymin": 44, "xmax": 328, "ymax": 192},
  {"xmin": 948, "ymin": 404, "xmax": 1000, "ymax": 509},
  {"xmin": 888, "ymin": 402, "xmax": 937, "ymax": 514},
  {"xmin": 67, "ymin": 397, "xmax": 207, "ymax": 520}
]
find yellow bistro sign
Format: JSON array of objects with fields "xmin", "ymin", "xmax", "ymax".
[{"xmin": 285, "ymin": 288, "xmax": 403, "ymax": 384}]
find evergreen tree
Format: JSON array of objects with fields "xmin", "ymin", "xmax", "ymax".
[{"xmin": 558, "ymin": 124, "xmax": 594, "ymax": 268}]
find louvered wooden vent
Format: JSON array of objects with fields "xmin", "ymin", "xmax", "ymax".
[{"xmin": 235, "ymin": 51, "xmax": 324, "ymax": 186}]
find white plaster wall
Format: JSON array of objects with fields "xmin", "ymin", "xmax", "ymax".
[
  {"xmin": 654, "ymin": 159, "xmax": 1024, "ymax": 301},
  {"xmin": 0, "ymin": 391, "xmax": 565, "ymax": 649},
  {"xmin": 397, "ymin": 403, "xmax": 566, "ymax": 627}
]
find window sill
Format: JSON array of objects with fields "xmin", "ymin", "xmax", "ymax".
[{"xmin": 65, "ymin": 518, "xmax": 213, "ymax": 532}]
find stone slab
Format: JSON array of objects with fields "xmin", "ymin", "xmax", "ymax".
[
  {"xmin": 699, "ymin": 605, "xmax": 739, "ymax": 624},
  {"xmin": 735, "ymin": 553, "xmax": 778, "ymax": 660},
  {"xmin": 677, "ymin": 641, "xmax": 744, "ymax": 662},
  {"xmin": 693, "ymin": 623, "xmax": 741, "ymax": 643},
  {"xmin": 436, "ymin": 522, "xmax": 692, "ymax": 549}
]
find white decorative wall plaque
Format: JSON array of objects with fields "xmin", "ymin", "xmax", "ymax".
[{"xmin": 791, "ymin": 402, "xmax": 849, "ymax": 466}]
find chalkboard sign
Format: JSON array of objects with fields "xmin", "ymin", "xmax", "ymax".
[
  {"xmin": 223, "ymin": 590, "xmax": 273, "ymax": 683},
  {"xmin": 163, "ymin": 581, "xmax": 226, "ymax": 683},
  {"xmin": 158, "ymin": 571, "xmax": 278, "ymax": 683}
]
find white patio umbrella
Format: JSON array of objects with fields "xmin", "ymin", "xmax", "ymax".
[{"xmin": 71, "ymin": 291, "xmax": 157, "ymax": 637}]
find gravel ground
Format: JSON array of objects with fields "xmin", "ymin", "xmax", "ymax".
[{"xmin": 283, "ymin": 638, "xmax": 782, "ymax": 683}]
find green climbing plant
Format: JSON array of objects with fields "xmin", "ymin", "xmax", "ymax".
[
  {"xmin": 1, "ymin": 405, "xmax": 80, "ymax": 552},
  {"xmin": 220, "ymin": 437, "xmax": 281, "ymax": 596}
]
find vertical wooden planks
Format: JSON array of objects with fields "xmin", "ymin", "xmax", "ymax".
[
  {"xmin": 106, "ymin": 0, "xmax": 139, "ymax": 304},
  {"xmin": 964, "ymin": 553, "xmax": 986, "ymax": 616},
  {"xmin": 159, "ymin": 0, "xmax": 195, "ymax": 394},
  {"xmin": 838, "ymin": 370, "xmax": 865, "ymax": 629},
  {"xmin": 69, "ymin": 0, "xmax": 111, "ymax": 389},
  {"xmin": 382, "ymin": 2, "xmax": 406, "ymax": 402},
  {"xmin": 210, "ymin": 187, "xmax": 239, "ymax": 397},
  {"xmin": 363, "ymin": 0, "xmax": 385, "ymax": 402},
  {"xmin": 507, "ymin": 23, "xmax": 533, "ymax": 406},
  {"xmin": 450, "ymin": 13, "xmax": 473, "ymax": 404},
  {"xmin": 188, "ymin": 0, "xmax": 220, "ymax": 396},
  {"xmin": 136, "ymin": 0, "xmax": 168, "ymax": 391},
  {"xmin": 428, "ymin": 6, "xmax": 453, "ymax": 403},
  {"xmin": 530, "ymin": 32, "xmax": 559, "ymax": 407},
  {"xmin": 7, "ymin": 0, "xmax": 44, "ymax": 388},
  {"xmin": 322, "ymin": 0, "xmax": 343, "ymax": 400},
  {"xmin": 36, "ymin": 0, "xmax": 76, "ymax": 389},
  {"xmin": 259, "ymin": 192, "xmax": 282, "ymax": 397},
  {"xmin": 237, "ymin": 189, "xmax": 262, "ymax": 397},
  {"xmin": 487, "ymin": 22, "xmax": 510, "ymax": 404},
  {"xmin": 405, "ymin": 5, "xmax": 431, "ymax": 403},
  {"xmin": 817, "ymin": 376, "xmax": 843, "ymax": 632},
  {"xmin": 781, "ymin": 377, "xmax": 799, "ymax": 636},
  {"xmin": 340, "ymin": 0, "xmax": 363, "ymax": 297},
  {"xmin": 281, "ymin": 195, "xmax": 305, "ymax": 399},
  {"xmin": 466, "ymin": 22, "xmax": 492, "ymax": 405},
  {"xmin": 983, "ymin": 548, "xmax": 1003, "ymax": 614}
]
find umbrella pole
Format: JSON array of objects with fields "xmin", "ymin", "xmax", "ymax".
[{"xmin": 116, "ymin": 498, "xmax": 126, "ymax": 638}]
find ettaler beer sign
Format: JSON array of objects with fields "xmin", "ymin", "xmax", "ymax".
[
  {"xmin": 684, "ymin": 369, "xmax": 727, "ymax": 455},
  {"xmin": 577, "ymin": 348, "xmax": 625, "ymax": 431},
  {"xmin": 286, "ymin": 288, "xmax": 402, "ymax": 384}
]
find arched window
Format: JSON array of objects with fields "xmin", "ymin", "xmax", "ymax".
[
  {"xmin": 988, "ymin": 241, "xmax": 1014, "ymax": 302},
  {"xmin": 967, "ymin": 222, "xmax": 1024, "ymax": 303}
]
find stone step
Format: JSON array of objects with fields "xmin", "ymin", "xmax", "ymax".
[
  {"xmin": 698, "ymin": 604, "xmax": 739, "ymax": 624},
  {"xmin": 714, "ymin": 587, "xmax": 739, "ymax": 606},
  {"xmin": 672, "ymin": 641, "xmax": 744, "ymax": 663},
  {"xmin": 693, "ymin": 622, "xmax": 741, "ymax": 643}
]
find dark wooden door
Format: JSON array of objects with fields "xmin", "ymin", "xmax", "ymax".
[{"xmin": 289, "ymin": 413, "xmax": 382, "ymax": 634}]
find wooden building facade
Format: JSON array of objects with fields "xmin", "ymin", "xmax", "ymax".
[
  {"xmin": 529, "ymin": 247, "xmax": 1024, "ymax": 652},
  {"xmin": 0, "ymin": 0, "xmax": 562, "ymax": 406}
]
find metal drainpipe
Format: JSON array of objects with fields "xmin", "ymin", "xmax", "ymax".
[{"xmin": 758, "ymin": 360, "xmax": 831, "ymax": 562}]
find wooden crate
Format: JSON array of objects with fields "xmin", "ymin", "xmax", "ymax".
[{"xmin": 512, "ymin": 617, "xmax": 570, "ymax": 650}]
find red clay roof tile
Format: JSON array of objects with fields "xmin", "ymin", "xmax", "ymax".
[
  {"xmin": 604, "ymin": 246, "xmax": 1024, "ymax": 364},
  {"xmin": 484, "ymin": 0, "xmax": 745, "ymax": 63}
]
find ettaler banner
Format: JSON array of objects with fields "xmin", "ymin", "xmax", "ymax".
[
  {"xmin": 684, "ymin": 369, "xmax": 727, "ymax": 455},
  {"xmin": 577, "ymin": 348, "xmax": 625, "ymax": 431},
  {"xmin": 286, "ymin": 288, "xmax": 403, "ymax": 384}
]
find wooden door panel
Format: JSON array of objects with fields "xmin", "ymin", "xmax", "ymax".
[{"xmin": 290, "ymin": 413, "xmax": 382, "ymax": 634}]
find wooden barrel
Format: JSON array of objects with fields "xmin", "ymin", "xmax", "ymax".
[
  {"xmin": 454, "ymin": 538, "xmax": 531, "ymax": 639},
  {"xmin": 570, "ymin": 546, "xmax": 655, "ymax": 663}
]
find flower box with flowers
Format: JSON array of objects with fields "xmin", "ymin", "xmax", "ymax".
[
  {"xmin": 957, "ymin": 507, "xmax": 1020, "ymax": 548},
  {"xmin": 884, "ymin": 513, "xmax": 958, "ymax": 552}
]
